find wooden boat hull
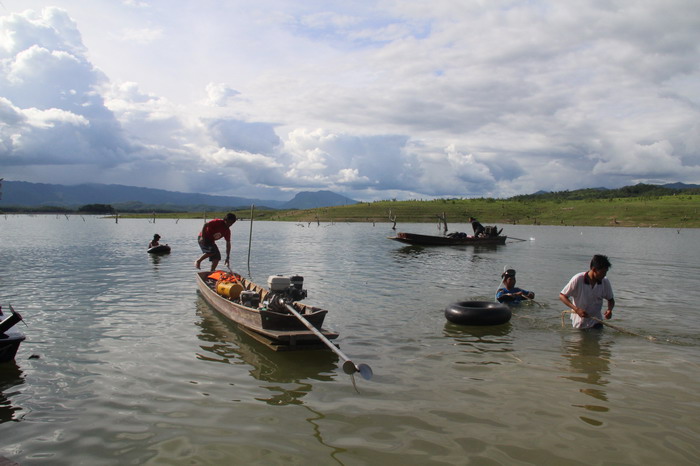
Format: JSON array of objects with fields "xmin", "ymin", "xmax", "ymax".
[
  {"xmin": 0, "ymin": 330, "xmax": 25, "ymax": 363},
  {"xmin": 196, "ymin": 271, "xmax": 338, "ymax": 351},
  {"xmin": 388, "ymin": 232, "xmax": 507, "ymax": 246}
]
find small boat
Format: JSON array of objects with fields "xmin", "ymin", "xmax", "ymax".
[
  {"xmin": 388, "ymin": 232, "xmax": 507, "ymax": 246},
  {"xmin": 147, "ymin": 244, "xmax": 171, "ymax": 254},
  {"xmin": 196, "ymin": 271, "xmax": 339, "ymax": 351},
  {"xmin": 0, "ymin": 306, "xmax": 26, "ymax": 363}
]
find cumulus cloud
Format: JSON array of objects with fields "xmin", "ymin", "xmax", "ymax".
[
  {"xmin": 283, "ymin": 128, "xmax": 414, "ymax": 192},
  {"xmin": 593, "ymin": 140, "xmax": 692, "ymax": 178},
  {"xmin": 204, "ymin": 83, "xmax": 240, "ymax": 107},
  {"xmin": 0, "ymin": 7, "xmax": 84, "ymax": 57},
  {"xmin": 0, "ymin": 8, "xmax": 131, "ymax": 170},
  {"xmin": 103, "ymin": 81, "xmax": 182, "ymax": 147},
  {"xmin": 1, "ymin": 2, "xmax": 699, "ymax": 201},
  {"xmin": 207, "ymin": 119, "xmax": 280, "ymax": 154}
]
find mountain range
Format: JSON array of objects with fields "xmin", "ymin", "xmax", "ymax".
[
  {"xmin": 0, "ymin": 180, "xmax": 358, "ymax": 211},
  {"xmin": 1, "ymin": 180, "xmax": 698, "ymax": 212}
]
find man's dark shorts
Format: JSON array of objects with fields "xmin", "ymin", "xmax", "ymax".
[{"xmin": 198, "ymin": 237, "xmax": 221, "ymax": 261}]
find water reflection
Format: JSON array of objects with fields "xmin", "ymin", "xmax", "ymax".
[
  {"xmin": 443, "ymin": 322, "xmax": 514, "ymax": 360},
  {"xmin": 391, "ymin": 243, "xmax": 504, "ymax": 257},
  {"xmin": 0, "ymin": 363, "xmax": 25, "ymax": 423},
  {"xmin": 194, "ymin": 299, "xmax": 338, "ymax": 405},
  {"xmin": 148, "ymin": 251, "xmax": 171, "ymax": 271},
  {"xmin": 561, "ymin": 330, "xmax": 612, "ymax": 426},
  {"xmin": 393, "ymin": 245, "xmax": 429, "ymax": 256},
  {"xmin": 444, "ymin": 322, "xmax": 513, "ymax": 339}
]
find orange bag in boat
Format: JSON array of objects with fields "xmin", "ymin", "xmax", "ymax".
[
  {"xmin": 208, "ymin": 271, "xmax": 241, "ymax": 282},
  {"xmin": 208, "ymin": 271, "xmax": 226, "ymax": 281}
]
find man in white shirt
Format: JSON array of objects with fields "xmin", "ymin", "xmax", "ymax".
[{"xmin": 559, "ymin": 255, "xmax": 615, "ymax": 329}]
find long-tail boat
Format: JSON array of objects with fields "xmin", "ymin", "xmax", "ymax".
[
  {"xmin": 196, "ymin": 271, "xmax": 338, "ymax": 351},
  {"xmin": 388, "ymin": 231, "xmax": 507, "ymax": 246}
]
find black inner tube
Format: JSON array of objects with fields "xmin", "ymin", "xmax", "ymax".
[{"xmin": 445, "ymin": 301, "xmax": 511, "ymax": 326}]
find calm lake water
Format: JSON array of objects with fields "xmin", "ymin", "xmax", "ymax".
[{"xmin": 1, "ymin": 216, "xmax": 699, "ymax": 465}]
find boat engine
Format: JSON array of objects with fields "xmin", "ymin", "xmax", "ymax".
[
  {"xmin": 265, "ymin": 275, "xmax": 308, "ymax": 312},
  {"xmin": 288, "ymin": 275, "xmax": 307, "ymax": 301}
]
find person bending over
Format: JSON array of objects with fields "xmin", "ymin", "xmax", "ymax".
[{"xmin": 195, "ymin": 213, "xmax": 237, "ymax": 272}]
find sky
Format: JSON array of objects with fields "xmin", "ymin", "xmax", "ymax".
[{"xmin": 1, "ymin": 1, "xmax": 699, "ymax": 202}]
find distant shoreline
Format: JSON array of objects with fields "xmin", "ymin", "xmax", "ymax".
[
  {"xmin": 236, "ymin": 194, "xmax": 700, "ymax": 229},
  {"xmin": 4, "ymin": 194, "xmax": 698, "ymax": 228}
]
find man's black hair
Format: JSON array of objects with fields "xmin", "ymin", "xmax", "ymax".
[{"xmin": 590, "ymin": 254, "xmax": 611, "ymax": 270}]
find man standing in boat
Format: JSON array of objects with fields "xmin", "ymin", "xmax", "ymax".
[
  {"xmin": 559, "ymin": 254, "xmax": 615, "ymax": 329},
  {"xmin": 468, "ymin": 216, "xmax": 485, "ymax": 237},
  {"xmin": 195, "ymin": 213, "xmax": 237, "ymax": 272}
]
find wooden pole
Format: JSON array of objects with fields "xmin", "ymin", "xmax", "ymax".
[{"xmin": 247, "ymin": 204, "xmax": 254, "ymax": 278}]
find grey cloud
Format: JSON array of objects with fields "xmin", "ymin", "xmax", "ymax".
[
  {"xmin": 1, "ymin": 9, "xmax": 132, "ymax": 169},
  {"xmin": 207, "ymin": 119, "xmax": 281, "ymax": 155}
]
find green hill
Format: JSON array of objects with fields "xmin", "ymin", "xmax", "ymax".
[{"xmin": 250, "ymin": 186, "xmax": 700, "ymax": 228}]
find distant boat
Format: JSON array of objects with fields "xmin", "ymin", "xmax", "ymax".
[
  {"xmin": 388, "ymin": 232, "xmax": 507, "ymax": 246},
  {"xmin": 147, "ymin": 244, "xmax": 171, "ymax": 254},
  {"xmin": 0, "ymin": 306, "xmax": 25, "ymax": 363}
]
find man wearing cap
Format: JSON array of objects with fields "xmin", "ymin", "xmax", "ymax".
[
  {"xmin": 195, "ymin": 213, "xmax": 237, "ymax": 272},
  {"xmin": 559, "ymin": 254, "xmax": 615, "ymax": 329},
  {"xmin": 496, "ymin": 269, "xmax": 535, "ymax": 304}
]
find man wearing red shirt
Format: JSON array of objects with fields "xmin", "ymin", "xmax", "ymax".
[{"xmin": 195, "ymin": 213, "xmax": 237, "ymax": 271}]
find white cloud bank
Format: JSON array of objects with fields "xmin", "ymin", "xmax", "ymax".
[{"xmin": 1, "ymin": 1, "xmax": 699, "ymax": 201}]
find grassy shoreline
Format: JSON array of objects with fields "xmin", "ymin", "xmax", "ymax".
[{"xmin": 115, "ymin": 194, "xmax": 700, "ymax": 228}]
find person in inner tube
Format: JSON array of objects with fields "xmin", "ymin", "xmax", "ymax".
[
  {"xmin": 148, "ymin": 234, "xmax": 161, "ymax": 248},
  {"xmin": 496, "ymin": 269, "xmax": 535, "ymax": 304},
  {"xmin": 195, "ymin": 213, "xmax": 237, "ymax": 271}
]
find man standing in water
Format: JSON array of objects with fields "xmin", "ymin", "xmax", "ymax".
[
  {"xmin": 559, "ymin": 254, "xmax": 615, "ymax": 329},
  {"xmin": 195, "ymin": 213, "xmax": 237, "ymax": 272}
]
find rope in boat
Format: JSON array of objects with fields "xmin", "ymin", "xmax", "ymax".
[{"xmin": 561, "ymin": 310, "xmax": 656, "ymax": 341}]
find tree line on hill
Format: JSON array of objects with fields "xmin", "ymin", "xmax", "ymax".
[
  {"xmin": 510, "ymin": 183, "xmax": 700, "ymax": 202},
  {"xmin": 0, "ymin": 204, "xmax": 118, "ymax": 214}
]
